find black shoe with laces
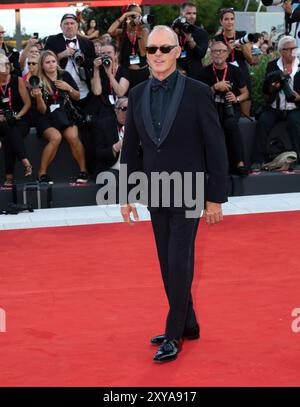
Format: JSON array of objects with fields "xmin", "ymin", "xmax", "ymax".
[
  {"xmin": 37, "ymin": 174, "xmax": 53, "ymax": 183},
  {"xmin": 153, "ymin": 339, "xmax": 182, "ymax": 363},
  {"xmin": 76, "ymin": 171, "xmax": 88, "ymax": 183}
]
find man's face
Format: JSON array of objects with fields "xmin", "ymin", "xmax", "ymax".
[
  {"xmin": 181, "ymin": 6, "xmax": 197, "ymax": 25},
  {"xmin": 211, "ymin": 44, "xmax": 229, "ymax": 66},
  {"xmin": 0, "ymin": 25, "xmax": 5, "ymax": 43},
  {"xmin": 61, "ymin": 18, "xmax": 78, "ymax": 39},
  {"xmin": 115, "ymin": 100, "xmax": 128, "ymax": 125},
  {"xmin": 146, "ymin": 30, "xmax": 181, "ymax": 77},
  {"xmin": 280, "ymin": 41, "xmax": 297, "ymax": 64},
  {"xmin": 0, "ymin": 55, "xmax": 10, "ymax": 75}
]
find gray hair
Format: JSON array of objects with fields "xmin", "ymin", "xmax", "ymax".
[
  {"xmin": 115, "ymin": 97, "xmax": 128, "ymax": 109},
  {"xmin": 278, "ymin": 35, "xmax": 297, "ymax": 52},
  {"xmin": 147, "ymin": 25, "xmax": 179, "ymax": 46}
]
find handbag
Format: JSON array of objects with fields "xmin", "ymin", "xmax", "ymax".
[{"xmin": 49, "ymin": 107, "xmax": 72, "ymax": 131}]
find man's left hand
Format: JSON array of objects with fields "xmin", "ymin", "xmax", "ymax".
[{"xmin": 204, "ymin": 201, "xmax": 223, "ymax": 225}]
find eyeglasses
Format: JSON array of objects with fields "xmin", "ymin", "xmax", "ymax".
[
  {"xmin": 28, "ymin": 62, "xmax": 37, "ymax": 66},
  {"xmin": 282, "ymin": 47, "xmax": 297, "ymax": 52},
  {"xmin": 0, "ymin": 31, "xmax": 5, "ymax": 34},
  {"xmin": 146, "ymin": 45, "xmax": 178, "ymax": 54},
  {"xmin": 116, "ymin": 106, "xmax": 127, "ymax": 112},
  {"xmin": 211, "ymin": 49, "xmax": 228, "ymax": 54}
]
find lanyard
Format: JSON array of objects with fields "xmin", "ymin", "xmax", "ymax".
[
  {"xmin": 223, "ymin": 32, "xmax": 236, "ymax": 62},
  {"xmin": 0, "ymin": 82, "xmax": 12, "ymax": 109},
  {"xmin": 50, "ymin": 87, "xmax": 59, "ymax": 103},
  {"xmin": 126, "ymin": 28, "xmax": 137, "ymax": 55},
  {"xmin": 179, "ymin": 35, "xmax": 187, "ymax": 50},
  {"xmin": 212, "ymin": 63, "xmax": 228, "ymax": 83}
]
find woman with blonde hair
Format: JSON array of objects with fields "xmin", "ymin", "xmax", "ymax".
[{"xmin": 31, "ymin": 50, "xmax": 88, "ymax": 183}]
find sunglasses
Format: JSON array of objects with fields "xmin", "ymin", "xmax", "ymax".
[
  {"xmin": 28, "ymin": 62, "xmax": 37, "ymax": 66},
  {"xmin": 0, "ymin": 31, "xmax": 5, "ymax": 34},
  {"xmin": 146, "ymin": 45, "xmax": 177, "ymax": 54},
  {"xmin": 116, "ymin": 106, "xmax": 127, "ymax": 112}
]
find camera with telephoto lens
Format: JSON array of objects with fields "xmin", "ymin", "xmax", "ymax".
[
  {"xmin": 73, "ymin": 49, "xmax": 87, "ymax": 81},
  {"xmin": 171, "ymin": 16, "xmax": 195, "ymax": 34},
  {"xmin": 101, "ymin": 55, "xmax": 112, "ymax": 67},
  {"xmin": 133, "ymin": 14, "xmax": 154, "ymax": 25},
  {"xmin": 28, "ymin": 75, "xmax": 41, "ymax": 89},
  {"xmin": 67, "ymin": 100, "xmax": 93, "ymax": 127},
  {"xmin": 266, "ymin": 70, "xmax": 296, "ymax": 102},
  {"xmin": 234, "ymin": 33, "xmax": 255, "ymax": 46},
  {"xmin": 222, "ymin": 83, "xmax": 235, "ymax": 118}
]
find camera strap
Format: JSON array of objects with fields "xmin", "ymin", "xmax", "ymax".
[
  {"xmin": 223, "ymin": 32, "xmax": 236, "ymax": 62},
  {"xmin": 126, "ymin": 28, "xmax": 138, "ymax": 55},
  {"xmin": 212, "ymin": 63, "xmax": 228, "ymax": 82}
]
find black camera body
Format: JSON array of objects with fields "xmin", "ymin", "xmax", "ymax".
[
  {"xmin": 101, "ymin": 55, "xmax": 112, "ymax": 67},
  {"xmin": 4, "ymin": 109, "xmax": 17, "ymax": 126},
  {"xmin": 172, "ymin": 16, "xmax": 195, "ymax": 34},
  {"xmin": 67, "ymin": 100, "xmax": 93, "ymax": 127},
  {"xmin": 7, "ymin": 48, "xmax": 20, "ymax": 65},
  {"xmin": 266, "ymin": 70, "xmax": 296, "ymax": 103}
]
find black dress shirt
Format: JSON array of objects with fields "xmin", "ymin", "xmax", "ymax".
[{"xmin": 150, "ymin": 70, "xmax": 178, "ymax": 140}]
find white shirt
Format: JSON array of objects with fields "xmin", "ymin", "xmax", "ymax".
[
  {"xmin": 63, "ymin": 36, "xmax": 89, "ymax": 99},
  {"xmin": 110, "ymin": 126, "xmax": 124, "ymax": 171},
  {"xmin": 271, "ymin": 56, "xmax": 300, "ymax": 111}
]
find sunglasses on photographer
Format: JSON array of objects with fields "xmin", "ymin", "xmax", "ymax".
[
  {"xmin": 28, "ymin": 62, "xmax": 37, "ymax": 66},
  {"xmin": 146, "ymin": 45, "xmax": 178, "ymax": 54}
]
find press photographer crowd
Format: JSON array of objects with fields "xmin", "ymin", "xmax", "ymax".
[{"xmin": 1, "ymin": 0, "xmax": 300, "ymax": 187}]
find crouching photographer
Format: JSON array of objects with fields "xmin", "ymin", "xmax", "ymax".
[
  {"xmin": 0, "ymin": 54, "xmax": 32, "ymax": 187},
  {"xmin": 199, "ymin": 41, "xmax": 249, "ymax": 176},
  {"xmin": 251, "ymin": 36, "xmax": 300, "ymax": 169},
  {"xmin": 31, "ymin": 50, "xmax": 88, "ymax": 183}
]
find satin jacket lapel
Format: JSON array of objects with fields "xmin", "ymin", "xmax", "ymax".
[
  {"xmin": 142, "ymin": 80, "xmax": 158, "ymax": 145},
  {"xmin": 158, "ymin": 73, "xmax": 186, "ymax": 147}
]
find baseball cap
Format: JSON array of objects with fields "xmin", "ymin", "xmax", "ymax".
[{"xmin": 61, "ymin": 13, "xmax": 77, "ymax": 24}]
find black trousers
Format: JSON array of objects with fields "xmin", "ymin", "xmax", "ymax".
[
  {"xmin": 150, "ymin": 209, "xmax": 200, "ymax": 340},
  {"xmin": 0, "ymin": 119, "xmax": 30, "ymax": 174},
  {"xmin": 252, "ymin": 108, "xmax": 300, "ymax": 163}
]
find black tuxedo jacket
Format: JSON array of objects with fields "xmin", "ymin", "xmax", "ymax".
[
  {"xmin": 44, "ymin": 33, "xmax": 96, "ymax": 85},
  {"xmin": 177, "ymin": 26, "xmax": 209, "ymax": 80},
  {"xmin": 120, "ymin": 73, "xmax": 228, "ymax": 210}
]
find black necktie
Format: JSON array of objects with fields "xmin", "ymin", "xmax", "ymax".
[{"xmin": 151, "ymin": 78, "xmax": 169, "ymax": 92}]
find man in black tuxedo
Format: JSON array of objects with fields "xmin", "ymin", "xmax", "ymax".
[
  {"xmin": 173, "ymin": 2, "xmax": 208, "ymax": 80},
  {"xmin": 120, "ymin": 26, "xmax": 228, "ymax": 363},
  {"xmin": 44, "ymin": 13, "xmax": 96, "ymax": 110}
]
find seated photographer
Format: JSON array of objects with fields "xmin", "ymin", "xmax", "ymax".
[
  {"xmin": 107, "ymin": 4, "xmax": 150, "ymax": 89},
  {"xmin": 0, "ymin": 54, "xmax": 32, "ymax": 187},
  {"xmin": 31, "ymin": 50, "xmax": 88, "ymax": 183},
  {"xmin": 92, "ymin": 97, "xmax": 128, "ymax": 177},
  {"xmin": 91, "ymin": 41, "xmax": 129, "ymax": 120},
  {"xmin": 172, "ymin": 2, "xmax": 209, "ymax": 80},
  {"xmin": 251, "ymin": 36, "xmax": 300, "ymax": 169},
  {"xmin": 22, "ymin": 54, "xmax": 39, "ymax": 83},
  {"xmin": 199, "ymin": 41, "xmax": 249, "ymax": 176},
  {"xmin": 214, "ymin": 8, "xmax": 253, "ymax": 117}
]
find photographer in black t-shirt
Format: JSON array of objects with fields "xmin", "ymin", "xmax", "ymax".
[
  {"xmin": 199, "ymin": 41, "xmax": 249, "ymax": 176},
  {"xmin": 172, "ymin": 2, "xmax": 208, "ymax": 80}
]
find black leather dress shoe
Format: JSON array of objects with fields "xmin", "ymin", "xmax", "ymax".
[
  {"xmin": 150, "ymin": 324, "xmax": 200, "ymax": 345},
  {"xmin": 153, "ymin": 339, "xmax": 182, "ymax": 363}
]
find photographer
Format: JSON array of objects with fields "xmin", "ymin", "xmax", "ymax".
[
  {"xmin": 252, "ymin": 36, "xmax": 300, "ymax": 168},
  {"xmin": 0, "ymin": 24, "xmax": 22, "ymax": 77},
  {"xmin": 31, "ymin": 50, "xmax": 88, "ymax": 183},
  {"xmin": 44, "ymin": 13, "xmax": 96, "ymax": 111},
  {"xmin": 0, "ymin": 54, "xmax": 32, "ymax": 187},
  {"xmin": 172, "ymin": 2, "xmax": 208, "ymax": 80},
  {"xmin": 19, "ymin": 38, "xmax": 41, "ymax": 76},
  {"xmin": 199, "ymin": 41, "xmax": 249, "ymax": 176},
  {"xmin": 91, "ymin": 41, "xmax": 129, "ymax": 119},
  {"xmin": 107, "ymin": 4, "xmax": 150, "ymax": 89},
  {"xmin": 214, "ymin": 8, "xmax": 253, "ymax": 116}
]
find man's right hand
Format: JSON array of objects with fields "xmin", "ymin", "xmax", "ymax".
[
  {"xmin": 120, "ymin": 204, "xmax": 139, "ymax": 224},
  {"xmin": 214, "ymin": 80, "xmax": 231, "ymax": 93},
  {"xmin": 58, "ymin": 48, "xmax": 75, "ymax": 60}
]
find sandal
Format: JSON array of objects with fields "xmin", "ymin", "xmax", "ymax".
[{"xmin": 24, "ymin": 164, "xmax": 33, "ymax": 177}]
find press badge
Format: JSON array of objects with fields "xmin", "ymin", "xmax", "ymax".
[
  {"xmin": 129, "ymin": 54, "xmax": 140, "ymax": 65},
  {"xmin": 180, "ymin": 50, "xmax": 187, "ymax": 59},
  {"xmin": 1, "ymin": 97, "xmax": 9, "ymax": 104},
  {"xmin": 108, "ymin": 95, "xmax": 115, "ymax": 105},
  {"xmin": 50, "ymin": 104, "xmax": 60, "ymax": 113}
]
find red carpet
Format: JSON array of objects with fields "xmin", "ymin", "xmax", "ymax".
[{"xmin": 0, "ymin": 211, "xmax": 300, "ymax": 387}]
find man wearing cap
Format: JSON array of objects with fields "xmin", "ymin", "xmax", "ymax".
[{"xmin": 44, "ymin": 14, "xmax": 96, "ymax": 109}]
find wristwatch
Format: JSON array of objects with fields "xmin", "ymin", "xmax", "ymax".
[{"xmin": 236, "ymin": 96, "xmax": 240, "ymax": 103}]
